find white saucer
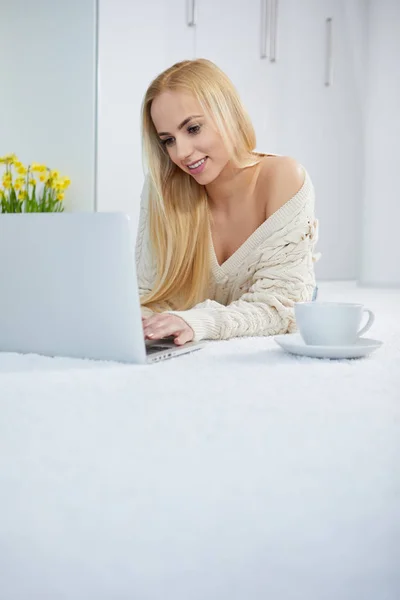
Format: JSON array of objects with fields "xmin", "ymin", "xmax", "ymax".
[{"xmin": 274, "ymin": 333, "xmax": 383, "ymax": 360}]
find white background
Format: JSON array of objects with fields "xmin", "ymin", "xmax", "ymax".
[
  {"xmin": 97, "ymin": 0, "xmax": 400, "ymax": 285},
  {"xmin": 1, "ymin": 0, "xmax": 399, "ymax": 284}
]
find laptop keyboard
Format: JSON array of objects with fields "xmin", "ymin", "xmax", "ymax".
[{"xmin": 145, "ymin": 338, "xmax": 176, "ymax": 355}]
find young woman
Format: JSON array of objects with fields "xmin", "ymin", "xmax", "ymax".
[{"xmin": 136, "ymin": 59, "xmax": 320, "ymax": 346}]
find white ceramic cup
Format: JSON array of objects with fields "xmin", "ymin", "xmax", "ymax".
[{"xmin": 294, "ymin": 302, "xmax": 375, "ymax": 346}]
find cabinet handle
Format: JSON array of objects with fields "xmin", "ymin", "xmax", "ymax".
[
  {"xmin": 187, "ymin": 0, "xmax": 196, "ymax": 27},
  {"xmin": 260, "ymin": 0, "xmax": 270, "ymax": 59},
  {"xmin": 325, "ymin": 17, "xmax": 333, "ymax": 86},
  {"xmin": 270, "ymin": 0, "xmax": 278, "ymax": 62}
]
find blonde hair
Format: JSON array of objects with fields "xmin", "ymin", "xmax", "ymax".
[{"xmin": 140, "ymin": 58, "xmax": 262, "ymax": 312}]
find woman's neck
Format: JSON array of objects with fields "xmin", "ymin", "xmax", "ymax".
[{"xmin": 205, "ymin": 157, "xmax": 262, "ymax": 215}]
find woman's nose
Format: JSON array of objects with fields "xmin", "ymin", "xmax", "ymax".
[{"xmin": 175, "ymin": 137, "xmax": 193, "ymax": 161}]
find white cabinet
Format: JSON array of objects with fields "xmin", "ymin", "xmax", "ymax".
[
  {"xmin": 195, "ymin": 0, "xmax": 280, "ymax": 153},
  {"xmin": 360, "ymin": 0, "xmax": 400, "ymax": 286},
  {"xmin": 164, "ymin": 0, "xmax": 196, "ymax": 65},
  {"xmin": 193, "ymin": 0, "xmax": 365, "ymax": 281},
  {"xmin": 97, "ymin": 0, "xmax": 194, "ymax": 222},
  {"xmin": 274, "ymin": 0, "xmax": 365, "ymax": 280}
]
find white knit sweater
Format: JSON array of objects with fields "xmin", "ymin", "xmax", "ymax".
[{"xmin": 135, "ymin": 167, "xmax": 320, "ymax": 342}]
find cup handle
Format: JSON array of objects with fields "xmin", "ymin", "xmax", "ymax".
[{"xmin": 358, "ymin": 308, "xmax": 375, "ymax": 337}]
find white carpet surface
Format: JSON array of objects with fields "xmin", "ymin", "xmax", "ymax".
[{"xmin": 0, "ymin": 282, "xmax": 399, "ymax": 600}]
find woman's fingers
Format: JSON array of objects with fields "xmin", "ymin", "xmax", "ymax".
[
  {"xmin": 146, "ymin": 324, "xmax": 176, "ymax": 340},
  {"xmin": 174, "ymin": 332, "xmax": 191, "ymax": 346},
  {"xmin": 143, "ymin": 316, "xmax": 181, "ymax": 340},
  {"xmin": 143, "ymin": 314, "xmax": 194, "ymax": 344}
]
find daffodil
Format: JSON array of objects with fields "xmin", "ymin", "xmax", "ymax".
[
  {"xmin": 54, "ymin": 177, "xmax": 70, "ymax": 191},
  {"xmin": 14, "ymin": 177, "xmax": 25, "ymax": 191},
  {"xmin": 39, "ymin": 173, "xmax": 49, "ymax": 184},
  {"xmin": 2, "ymin": 173, "xmax": 12, "ymax": 189},
  {"xmin": 0, "ymin": 153, "xmax": 18, "ymax": 164},
  {"xmin": 30, "ymin": 163, "xmax": 47, "ymax": 172},
  {"xmin": 53, "ymin": 177, "xmax": 71, "ymax": 192},
  {"xmin": 16, "ymin": 165, "xmax": 27, "ymax": 176},
  {"xmin": 1, "ymin": 155, "xmax": 70, "ymax": 212}
]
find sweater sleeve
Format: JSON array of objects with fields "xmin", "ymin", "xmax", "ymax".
[
  {"xmin": 168, "ymin": 216, "xmax": 319, "ymax": 342},
  {"xmin": 135, "ymin": 176, "xmax": 158, "ymax": 315}
]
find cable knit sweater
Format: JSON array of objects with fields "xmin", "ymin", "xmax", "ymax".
[{"xmin": 135, "ymin": 166, "xmax": 320, "ymax": 342}]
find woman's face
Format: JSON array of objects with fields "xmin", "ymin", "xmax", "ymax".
[{"xmin": 150, "ymin": 91, "xmax": 230, "ymax": 184}]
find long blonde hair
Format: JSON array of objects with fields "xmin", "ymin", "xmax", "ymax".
[{"xmin": 140, "ymin": 58, "xmax": 261, "ymax": 312}]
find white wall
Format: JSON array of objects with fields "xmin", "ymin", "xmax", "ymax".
[
  {"xmin": 271, "ymin": 0, "xmax": 366, "ymax": 282},
  {"xmin": 97, "ymin": 0, "xmax": 167, "ymax": 224},
  {"xmin": 0, "ymin": 0, "xmax": 97, "ymax": 212},
  {"xmin": 3, "ymin": 0, "xmax": 398, "ymax": 284},
  {"xmin": 342, "ymin": 0, "xmax": 369, "ymax": 281},
  {"xmin": 97, "ymin": 0, "xmax": 195, "ymax": 226},
  {"xmin": 360, "ymin": 0, "xmax": 400, "ymax": 286}
]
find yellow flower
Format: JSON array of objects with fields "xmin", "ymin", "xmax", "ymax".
[
  {"xmin": 2, "ymin": 173, "xmax": 12, "ymax": 188},
  {"xmin": 0, "ymin": 153, "xmax": 18, "ymax": 164},
  {"xmin": 52, "ymin": 176, "xmax": 71, "ymax": 192},
  {"xmin": 50, "ymin": 170, "xmax": 60, "ymax": 180},
  {"xmin": 39, "ymin": 173, "xmax": 49, "ymax": 183},
  {"xmin": 30, "ymin": 163, "xmax": 47, "ymax": 173},
  {"xmin": 16, "ymin": 165, "xmax": 27, "ymax": 176},
  {"xmin": 29, "ymin": 177, "xmax": 36, "ymax": 186},
  {"xmin": 14, "ymin": 177, "xmax": 25, "ymax": 191},
  {"xmin": 18, "ymin": 190, "xmax": 28, "ymax": 200},
  {"xmin": 57, "ymin": 192, "xmax": 65, "ymax": 201}
]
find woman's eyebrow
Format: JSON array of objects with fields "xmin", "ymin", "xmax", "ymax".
[{"xmin": 158, "ymin": 115, "xmax": 203, "ymax": 136}]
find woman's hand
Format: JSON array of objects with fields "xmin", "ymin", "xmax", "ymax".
[{"xmin": 142, "ymin": 314, "xmax": 194, "ymax": 346}]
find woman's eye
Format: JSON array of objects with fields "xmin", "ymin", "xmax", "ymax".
[{"xmin": 160, "ymin": 125, "xmax": 200, "ymax": 147}]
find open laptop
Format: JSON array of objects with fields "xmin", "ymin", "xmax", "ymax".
[{"xmin": 0, "ymin": 213, "xmax": 204, "ymax": 364}]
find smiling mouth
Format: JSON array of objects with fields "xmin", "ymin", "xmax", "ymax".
[{"xmin": 187, "ymin": 157, "xmax": 207, "ymax": 170}]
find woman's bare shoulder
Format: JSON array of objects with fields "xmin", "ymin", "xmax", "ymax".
[{"xmin": 256, "ymin": 155, "xmax": 306, "ymax": 217}]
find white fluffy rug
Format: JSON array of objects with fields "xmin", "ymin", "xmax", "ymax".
[{"xmin": 0, "ymin": 282, "xmax": 399, "ymax": 600}]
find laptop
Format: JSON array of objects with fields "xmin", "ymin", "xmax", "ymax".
[{"xmin": 0, "ymin": 213, "xmax": 205, "ymax": 364}]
